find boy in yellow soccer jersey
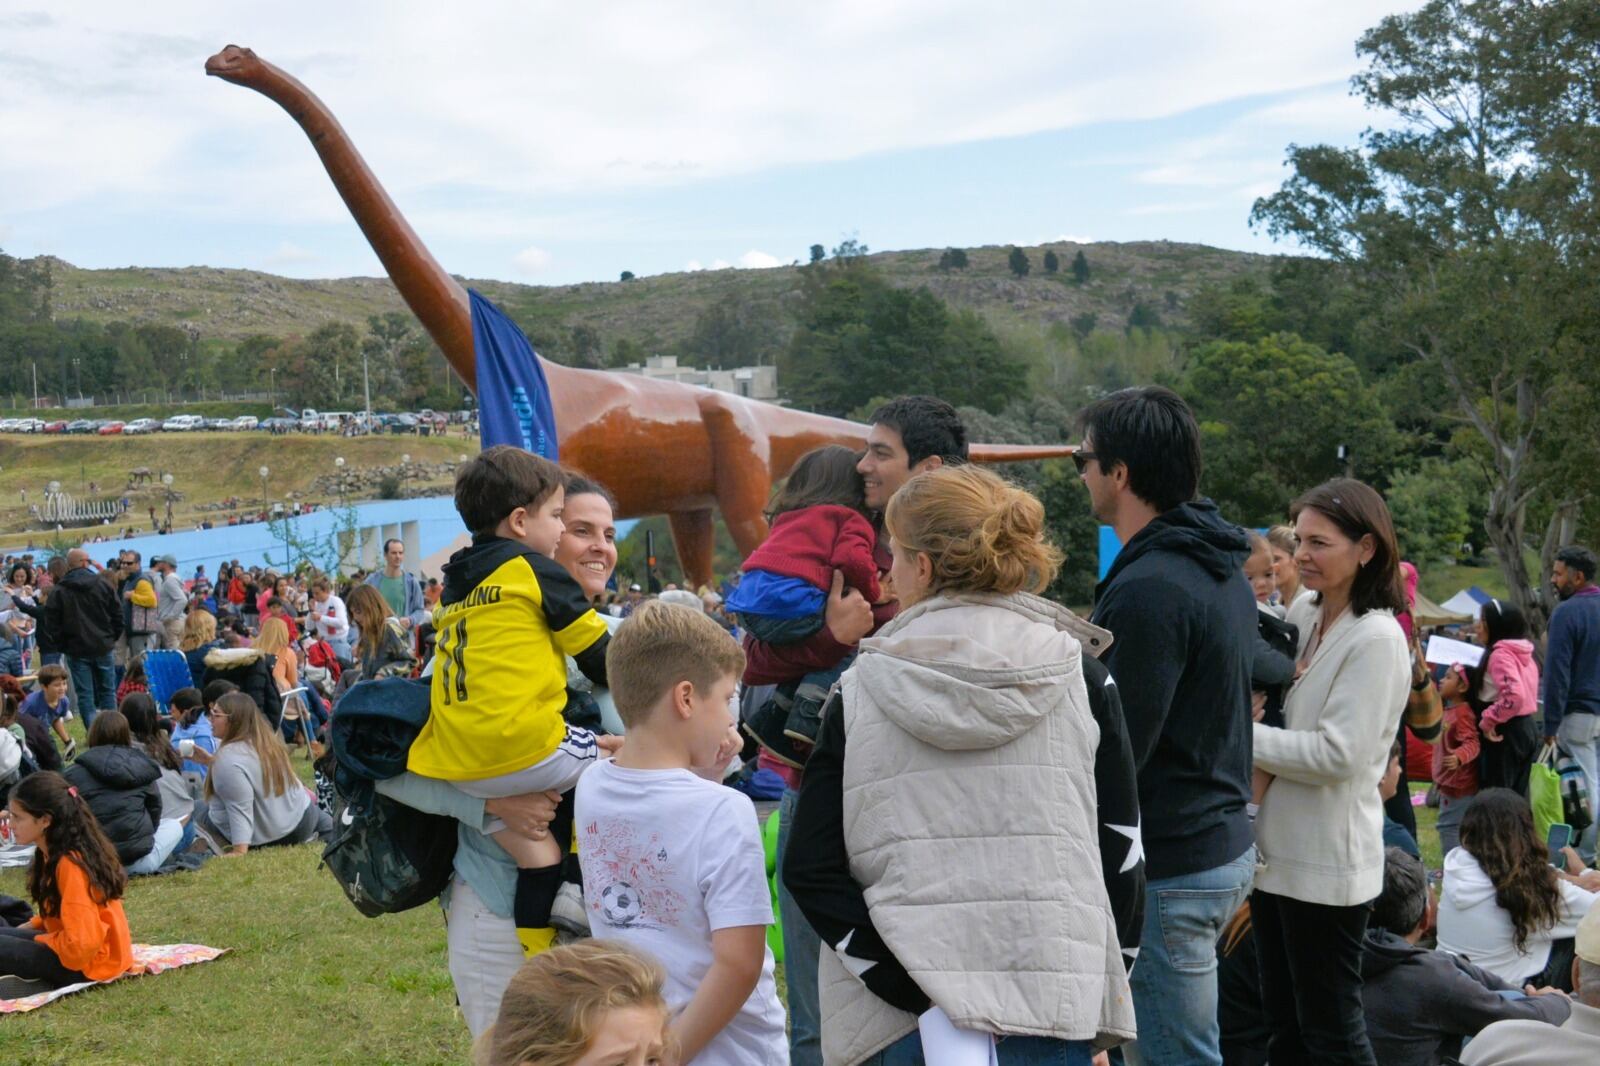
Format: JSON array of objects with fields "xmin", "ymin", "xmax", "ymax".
[{"xmin": 408, "ymin": 445, "xmax": 613, "ymax": 953}]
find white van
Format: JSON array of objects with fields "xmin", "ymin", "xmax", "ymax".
[{"xmin": 161, "ymin": 414, "xmax": 204, "ymax": 432}]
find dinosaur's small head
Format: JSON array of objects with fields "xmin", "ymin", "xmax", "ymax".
[{"xmin": 204, "ymin": 44, "xmax": 264, "ymax": 85}]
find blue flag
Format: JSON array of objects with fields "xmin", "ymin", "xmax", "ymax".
[{"xmin": 470, "ymin": 289, "xmax": 560, "ymax": 459}]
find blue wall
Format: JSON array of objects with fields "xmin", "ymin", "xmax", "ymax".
[
  {"xmin": 72, "ymin": 497, "xmax": 466, "ymax": 574},
  {"xmin": 70, "ymin": 496, "xmax": 640, "ymax": 576}
]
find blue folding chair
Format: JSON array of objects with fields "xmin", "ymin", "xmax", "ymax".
[{"xmin": 143, "ymin": 649, "xmax": 195, "ymax": 714}]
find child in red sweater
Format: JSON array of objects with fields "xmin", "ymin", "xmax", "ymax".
[
  {"xmin": 0, "ymin": 771, "xmax": 134, "ymax": 996},
  {"xmin": 1433, "ymin": 664, "xmax": 1481, "ymax": 858},
  {"xmin": 726, "ymin": 445, "xmax": 882, "ymax": 764}
]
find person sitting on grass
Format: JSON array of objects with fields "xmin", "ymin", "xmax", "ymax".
[
  {"xmin": 345, "ymin": 583, "xmax": 417, "ymax": 682},
  {"xmin": 169, "ymin": 686, "xmax": 218, "ymax": 781},
  {"xmin": 190, "ymin": 692, "xmax": 331, "ymax": 856},
  {"xmin": 473, "ymin": 940, "xmax": 673, "ymax": 1066},
  {"xmin": 19, "ymin": 663, "xmax": 75, "ymax": 759},
  {"xmin": 0, "ymin": 771, "xmax": 134, "ymax": 997},
  {"xmin": 1362, "ymin": 846, "xmax": 1570, "ymax": 1066},
  {"xmin": 178, "ymin": 611, "xmax": 222, "ymax": 683},
  {"xmin": 121, "ymin": 693, "xmax": 198, "ymax": 863},
  {"xmin": 115, "ymin": 655, "xmax": 148, "ymax": 707},
  {"xmin": 63, "ymin": 710, "xmax": 174, "ymax": 875},
  {"xmin": 2, "ymin": 683, "xmax": 61, "ymax": 774}
]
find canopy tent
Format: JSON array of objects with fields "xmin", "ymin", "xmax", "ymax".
[
  {"xmin": 1438, "ymin": 586, "xmax": 1493, "ymax": 620},
  {"xmin": 1413, "ymin": 590, "xmax": 1475, "ymax": 627}
]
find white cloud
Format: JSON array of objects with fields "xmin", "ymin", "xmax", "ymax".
[
  {"xmin": 260, "ymin": 241, "xmax": 319, "ymax": 268},
  {"xmin": 512, "ymin": 245, "xmax": 554, "ymax": 275},
  {"xmin": 737, "ymin": 249, "xmax": 782, "ymax": 269},
  {"xmin": 709, "ymin": 259, "xmax": 731, "ymax": 271},
  {"xmin": 684, "ymin": 259, "xmax": 704, "ymax": 272}
]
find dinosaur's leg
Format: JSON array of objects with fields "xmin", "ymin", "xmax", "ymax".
[
  {"xmin": 696, "ymin": 395, "xmax": 773, "ymax": 559},
  {"xmin": 667, "ymin": 509, "xmax": 716, "ymax": 591}
]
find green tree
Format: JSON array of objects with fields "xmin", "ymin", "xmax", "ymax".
[
  {"xmin": 937, "ymin": 247, "xmax": 969, "ymax": 271},
  {"xmin": 1042, "ymin": 249, "xmax": 1060, "ymax": 274},
  {"xmin": 1070, "ymin": 251, "xmax": 1090, "ymax": 285},
  {"xmin": 680, "ymin": 293, "xmax": 781, "ymax": 369},
  {"xmin": 1388, "ymin": 459, "xmax": 1476, "ymax": 567},
  {"xmin": 1068, "ymin": 312, "xmax": 1097, "ymax": 344},
  {"xmin": 1249, "ymin": 0, "xmax": 1600, "ymax": 631},
  {"xmin": 1126, "ymin": 302, "xmax": 1162, "ymax": 331},
  {"xmin": 809, "ymin": 244, "xmax": 826, "ymax": 264},
  {"xmin": 1184, "ymin": 332, "xmax": 1401, "ymax": 526},
  {"xmin": 1008, "ymin": 247, "xmax": 1030, "ymax": 278},
  {"xmin": 567, "ymin": 323, "xmax": 605, "ymax": 369},
  {"xmin": 781, "ymin": 259, "xmax": 1026, "ymax": 416},
  {"xmin": 619, "ymin": 270, "xmax": 635, "ymax": 282}
]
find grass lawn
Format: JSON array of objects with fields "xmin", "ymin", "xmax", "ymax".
[{"xmin": 0, "ymin": 720, "xmax": 473, "ymax": 1065}]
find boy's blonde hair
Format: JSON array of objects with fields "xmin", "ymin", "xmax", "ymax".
[
  {"xmin": 884, "ymin": 464, "xmax": 1062, "ymax": 596},
  {"xmin": 473, "ymin": 940, "xmax": 671, "ymax": 1066},
  {"xmin": 607, "ymin": 601, "xmax": 745, "ymax": 728}
]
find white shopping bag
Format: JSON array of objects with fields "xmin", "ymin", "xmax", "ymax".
[{"xmin": 918, "ymin": 1006, "xmax": 998, "ymax": 1066}]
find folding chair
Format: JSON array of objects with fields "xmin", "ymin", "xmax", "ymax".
[
  {"xmin": 280, "ymin": 686, "xmax": 317, "ymax": 759},
  {"xmin": 143, "ymin": 649, "xmax": 195, "ymax": 715}
]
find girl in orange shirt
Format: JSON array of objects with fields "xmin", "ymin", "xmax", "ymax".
[{"xmin": 0, "ymin": 771, "xmax": 134, "ymax": 995}]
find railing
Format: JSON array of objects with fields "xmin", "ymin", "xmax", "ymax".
[{"xmin": 29, "ymin": 492, "xmax": 127, "ymax": 528}]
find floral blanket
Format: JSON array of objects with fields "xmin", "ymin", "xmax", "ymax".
[{"xmin": 0, "ymin": 943, "xmax": 227, "ymax": 1014}]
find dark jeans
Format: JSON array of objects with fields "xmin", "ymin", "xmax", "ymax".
[
  {"xmin": 1251, "ymin": 891, "xmax": 1376, "ymax": 1066},
  {"xmin": 64, "ymin": 652, "xmax": 116, "ymax": 726},
  {"xmin": 0, "ymin": 925, "xmax": 87, "ymax": 988},
  {"xmin": 740, "ymin": 610, "xmax": 824, "ymax": 645}
]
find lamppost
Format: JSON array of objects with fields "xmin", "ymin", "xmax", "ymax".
[
  {"xmin": 334, "ymin": 456, "xmax": 346, "ymax": 506},
  {"xmin": 400, "ymin": 453, "xmax": 411, "ymax": 482},
  {"xmin": 259, "ymin": 465, "xmax": 269, "ymax": 508},
  {"xmin": 162, "ymin": 473, "xmax": 174, "ymax": 531},
  {"xmin": 268, "ymin": 368, "xmax": 277, "ymax": 409}
]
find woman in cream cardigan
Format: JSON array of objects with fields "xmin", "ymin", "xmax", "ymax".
[{"xmin": 1251, "ymin": 479, "xmax": 1411, "ymax": 1065}]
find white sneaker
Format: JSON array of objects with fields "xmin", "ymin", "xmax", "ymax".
[{"xmin": 549, "ymin": 881, "xmax": 590, "ymax": 936}]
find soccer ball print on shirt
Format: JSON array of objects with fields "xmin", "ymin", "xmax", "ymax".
[{"xmin": 581, "ymin": 819, "xmax": 687, "ymax": 930}]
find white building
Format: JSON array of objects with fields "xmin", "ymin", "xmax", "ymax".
[{"xmin": 615, "ymin": 355, "xmax": 779, "ymax": 402}]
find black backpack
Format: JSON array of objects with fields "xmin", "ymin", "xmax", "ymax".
[
  {"xmin": 320, "ymin": 677, "xmax": 457, "ymax": 916},
  {"xmin": 321, "ymin": 790, "xmax": 458, "ymax": 917}
]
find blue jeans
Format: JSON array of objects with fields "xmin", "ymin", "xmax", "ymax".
[
  {"xmin": 1125, "ymin": 845, "xmax": 1257, "ymax": 1066},
  {"xmin": 866, "ymin": 1032, "xmax": 1092, "ymax": 1065},
  {"xmin": 777, "ymin": 787, "xmax": 823, "ymax": 1066},
  {"xmin": 64, "ymin": 652, "xmax": 117, "ymax": 728}
]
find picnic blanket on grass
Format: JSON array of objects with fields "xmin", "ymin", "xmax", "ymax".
[{"xmin": 0, "ymin": 943, "xmax": 227, "ymax": 1014}]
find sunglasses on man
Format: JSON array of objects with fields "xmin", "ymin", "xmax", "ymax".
[{"xmin": 1071, "ymin": 451, "xmax": 1098, "ymax": 475}]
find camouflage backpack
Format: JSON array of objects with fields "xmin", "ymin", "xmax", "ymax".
[{"xmin": 321, "ymin": 790, "xmax": 457, "ymax": 918}]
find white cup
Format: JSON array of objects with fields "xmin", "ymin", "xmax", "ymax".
[{"xmin": 179, "ymin": 739, "xmax": 196, "ymax": 757}]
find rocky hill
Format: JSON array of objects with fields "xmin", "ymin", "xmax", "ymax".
[{"xmin": 40, "ymin": 240, "xmax": 1279, "ymax": 350}]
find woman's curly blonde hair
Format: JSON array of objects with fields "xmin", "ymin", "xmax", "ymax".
[
  {"xmin": 473, "ymin": 941, "xmax": 671, "ymax": 1066},
  {"xmin": 884, "ymin": 464, "xmax": 1062, "ymax": 597}
]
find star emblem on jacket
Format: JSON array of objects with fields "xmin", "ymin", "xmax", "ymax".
[{"xmin": 1107, "ymin": 819, "xmax": 1143, "ymax": 875}]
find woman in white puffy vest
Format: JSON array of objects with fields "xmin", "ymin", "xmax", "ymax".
[{"xmin": 786, "ymin": 464, "xmax": 1145, "ymax": 1066}]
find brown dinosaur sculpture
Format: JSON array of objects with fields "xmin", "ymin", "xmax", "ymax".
[{"xmin": 204, "ymin": 45, "xmax": 1074, "ymax": 587}]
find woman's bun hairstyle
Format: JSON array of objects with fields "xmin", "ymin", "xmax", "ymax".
[{"xmin": 884, "ymin": 465, "xmax": 1062, "ymax": 597}]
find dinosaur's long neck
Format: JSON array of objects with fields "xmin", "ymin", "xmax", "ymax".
[{"xmin": 240, "ymin": 62, "xmax": 476, "ymax": 385}]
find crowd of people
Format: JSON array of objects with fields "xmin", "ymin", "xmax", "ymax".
[{"xmin": 1, "ymin": 386, "xmax": 1599, "ymax": 1065}]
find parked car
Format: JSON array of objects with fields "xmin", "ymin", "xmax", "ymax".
[
  {"xmin": 66, "ymin": 419, "xmax": 96, "ymax": 433},
  {"xmin": 97, "ymin": 421, "xmax": 125, "ymax": 436},
  {"xmin": 203, "ymin": 418, "xmax": 234, "ymax": 431},
  {"xmin": 229, "ymin": 415, "xmax": 259, "ymax": 431},
  {"xmin": 15, "ymin": 419, "xmax": 46, "ymax": 433},
  {"xmin": 41, "ymin": 420, "xmax": 69, "ymax": 433},
  {"xmin": 388, "ymin": 413, "xmax": 419, "ymax": 434},
  {"xmin": 259, "ymin": 416, "xmax": 296, "ymax": 432},
  {"xmin": 123, "ymin": 418, "xmax": 159, "ymax": 435},
  {"xmin": 162, "ymin": 414, "xmax": 204, "ymax": 432}
]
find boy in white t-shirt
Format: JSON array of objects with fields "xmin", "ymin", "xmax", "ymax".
[{"xmin": 576, "ymin": 601, "xmax": 789, "ymax": 1066}]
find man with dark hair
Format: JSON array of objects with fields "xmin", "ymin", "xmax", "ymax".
[
  {"xmin": 1545, "ymin": 544, "xmax": 1600, "ymax": 856},
  {"xmin": 364, "ymin": 537, "xmax": 428, "ymax": 631},
  {"xmin": 857, "ymin": 395, "xmax": 968, "ymax": 511},
  {"xmin": 1077, "ymin": 384, "xmax": 1256, "ymax": 1066},
  {"xmin": 1361, "ymin": 847, "xmax": 1569, "ymax": 1066}
]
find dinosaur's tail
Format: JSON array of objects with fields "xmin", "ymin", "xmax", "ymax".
[{"xmin": 969, "ymin": 443, "xmax": 1078, "ymax": 463}]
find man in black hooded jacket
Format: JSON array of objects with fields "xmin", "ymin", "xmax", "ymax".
[
  {"xmin": 1079, "ymin": 385, "xmax": 1256, "ymax": 1066},
  {"xmin": 44, "ymin": 549, "xmax": 122, "ymax": 730}
]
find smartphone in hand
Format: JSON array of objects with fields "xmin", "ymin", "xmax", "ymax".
[{"xmin": 1547, "ymin": 823, "xmax": 1574, "ymax": 867}]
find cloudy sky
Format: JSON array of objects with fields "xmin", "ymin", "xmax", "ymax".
[{"xmin": 0, "ymin": 2, "xmax": 1414, "ymax": 285}]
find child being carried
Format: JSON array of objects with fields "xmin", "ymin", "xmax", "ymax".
[
  {"xmin": 406, "ymin": 446, "xmax": 615, "ymax": 956},
  {"xmin": 726, "ymin": 445, "xmax": 883, "ymax": 766}
]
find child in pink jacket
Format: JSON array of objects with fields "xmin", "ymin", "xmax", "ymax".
[{"xmin": 1469, "ymin": 598, "xmax": 1541, "ymax": 792}]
